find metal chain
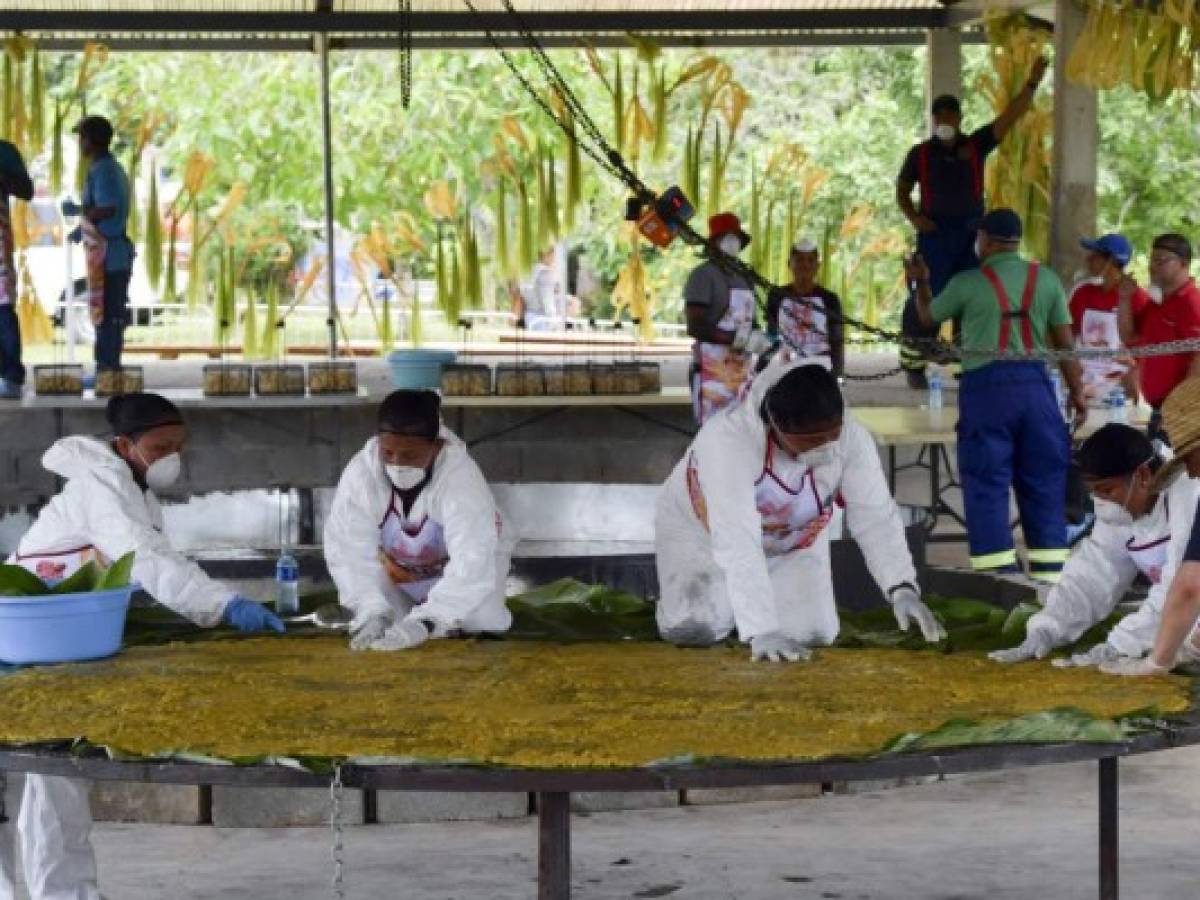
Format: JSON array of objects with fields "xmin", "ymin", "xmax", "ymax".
[
  {"xmin": 398, "ymin": 0, "xmax": 413, "ymax": 108},
  {"xmin": 330, "ymin": 765, "xmax": 346, "ymax": 900}
]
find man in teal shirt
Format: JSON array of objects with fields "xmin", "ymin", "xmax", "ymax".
[
  {"xmin": 909, "ymin": 208, "xmax": 1085, "ymax": 581},
  {"xmin": 62, "ymin": 115, "xmax": 133, "ymax": 372}
]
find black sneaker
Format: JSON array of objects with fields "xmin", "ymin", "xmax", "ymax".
[{"xmin": 905, "ymin": 370, "xmax": 928, "ymax": 390}]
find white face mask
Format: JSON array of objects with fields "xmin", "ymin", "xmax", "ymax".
[
  {"xmin": 718, "ymin": 234, "xmax": 743, "ymax": 257},
  {"xmin": 1147, "ymin": 284, "xmax": 1165, "ymax": 304},
  {"xmin": 1093, "ymin": 497, "xmax": 1134, "ymax": 528},
  {"xmin": 974, "ymin": 236, "xmax": 986, "ymax": 261},
  {"xmin": 386, "ymin": 464, "xmax": 427, "ymax": 491},
  {"xmin": 1084, "ymin": 275, "xmax": 1106, "ymax": 287},
  {"xmin": 140, "ymin": 451, "xmax": 181, "ymax": 491},
  {"xmin": 933, "ymin": 124, "xmax": 957, "ymax": 142},
  {"xmin": 796, "ymin": 444, "xmax": 837, "ymax": 469}
]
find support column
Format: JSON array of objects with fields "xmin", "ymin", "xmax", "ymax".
[
  {"xmin": 925, "ymin": 28, "xmax": 963, "ymax": 115},
  {"xmin": 317, "ymin": 32, "xmax": 338, "ymax": 359},
  {"xmin": 1099, "ymin": 757, "xmax": 1119, "ymax": 900},
  {"xmin": 1050, "ymin": 0, "xmax": 1098, "ymax": 277},
  {"xmin": 537, "ymin": 791, "xmax": 571, "ymax": 900}
]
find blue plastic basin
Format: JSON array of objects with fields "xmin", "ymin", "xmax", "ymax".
[
  {"xmin": 386, "ymin": 349, "xmax": 457, "ymax": 390},
  {"xmin": 0, "ymin": 585, "xmax": 135, "ymax": 665}
]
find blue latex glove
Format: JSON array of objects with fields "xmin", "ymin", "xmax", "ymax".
[
  {"xmin": 67, "ymin": 226, "xmax": 82, "ymax": 244},
  {"xmin": 223, "ymin": 597, "xmax": 286, "ymax": 634},
  {"xmin": 61, "ymin": 198, "xmax": 82, "ymax": 217}
]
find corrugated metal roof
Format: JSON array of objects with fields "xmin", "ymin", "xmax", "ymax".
[{"xmin": 0, "ymin": 0, "xmax": 948, "ymax": 10}]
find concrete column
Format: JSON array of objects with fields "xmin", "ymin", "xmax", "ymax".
[
  {"xmin": 925, "ymin": 28, "xmax": 963, "ymax": 114},
  {"xmin": 1050, "ymin": 0, "xmax": 1098, "ymax": 276}
]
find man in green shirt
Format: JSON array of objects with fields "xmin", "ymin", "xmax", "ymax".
[{"xmin": 908, "ymin": 208, "xmax": 1085, "ymax": 581}]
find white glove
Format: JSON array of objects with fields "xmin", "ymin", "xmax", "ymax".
[
  {"xmin": 1099, "ymin": 654, "xmax": 1171, "ymax": 677},
  {"xmin": 349, "ymin": 613, "xmax": 392, "ymax": 651},
  {"xmin": 368, "ymin": 616, "xmax": 432, "ymax": 652},
  {"xmin": 889, "ymin": 584, "xmax": 947, "ymax": 643},
  {"xmin": 988, "ymin": 627, "xmax": 1058, "ymax": 664},
  {"xmin": 1051, "ymin": 642, "xmax": 1121, "ymax": 669},
  {"xmin": 749, "ymin": 631, "xmax": 811, "ymax": 663},
  {"xmin": 744, "ymin": 330, "xmax": 774, "ymax": 355}
]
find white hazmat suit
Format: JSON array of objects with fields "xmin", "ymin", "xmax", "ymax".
[
  {"xmin": 655, "ymin": 359, "xmax": 920, "ymax": 647},
  {"xmin": 1000, "ymin": 472, "xmax": 1199, "ymax": 663},
  {"xmin": 324, "ymin": 429, "xmax": 513, "ymax": 642},
  {"xmin": 2, "ymin": 436, "xmax": 236, "ymax": 900}
]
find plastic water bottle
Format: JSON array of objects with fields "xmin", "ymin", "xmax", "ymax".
[
  {"xmin": 928, "ymin": 367, "xmax": 944, "ymax": 411},
  {"xmin": 1107, "ymin": 388, "xmax": 1128, "ymax": 424},
  {"xmin": 1048, "ymin": 369, "xmax": 1067, "ymax": 422},
  {"xmin": 275, "ymin": 551, "xmax": 300, "ymax": 616}
]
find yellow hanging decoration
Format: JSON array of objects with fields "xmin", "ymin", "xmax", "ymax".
[{"xmin": 15, "ymin": 252, "xmax": 54, "ymax": 346}]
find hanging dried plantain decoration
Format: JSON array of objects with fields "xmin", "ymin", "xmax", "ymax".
[{"xmin": 398, "ymin": 0, "xmax": 413, "ymax": 108}]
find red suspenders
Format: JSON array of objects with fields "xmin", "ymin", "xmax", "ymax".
[
  {"xmin": 981, "ymin": 262, "xmax": 1039, "ymax": 351},
  {"xmin": 917, "ymin": 139, "xmax": 983, "ymax": 215}
]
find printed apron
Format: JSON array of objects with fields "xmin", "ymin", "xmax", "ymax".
[
  {"xmin": 16, "ymin": 545, "xmax": 109, "ymax": 582},
  {"xmin": 378, "ymin": 492, "xmax": 450, "ymax": 604},
  {"xmin": 82, "ymin": 218, "xmax": 108, "ymax": 326},
  {"xmin": 692, "ymin": 287, "xmax": 756, "ymax": 424},
  {"xmin": 777, "ymin": 294, "xmax": 830, "ymax": 363},
  {"xmin": 1077, "ymin": 308, "xmax": 1129, "ymax": 406}
]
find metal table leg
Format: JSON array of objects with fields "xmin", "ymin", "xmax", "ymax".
[
  {"xmin": 1099, "ymin": 757, "xmax": 1119, "ymax": 900},
  {"xmin": 888, "ymin": 445, "xmax": 897, "ymax": 496},
  {"xmin": 538, "ymin": 791, "xmax": 571, "ymax": 900}
]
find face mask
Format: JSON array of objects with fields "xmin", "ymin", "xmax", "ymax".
[
  {"xmin": 1084, "ymin": 275, "xmax": 1105, "ymax": 287},
  {"xmin": 1147, "ymin": 284, "xmax": 1164, "ymax": 304},
  {"xmin": 718, "ymin": 234, "xmax": 743, "ymax": 257},
  {"xmin": 386, "ymin": 464, "xmax": 427, "ymax": 491},
  {"xmin": 1093, "ymin": 497, "xmax": 1133, "ymax": 528},
  {"xmin": 136, "ymin": 448, "xmax": 181, "ymax": 491},
  {"xmin": 974, "ymin": 236, "xmax": 986, "ymax": 261},
  {"xmin": 796, "ymin": 444, "xmax": 837, "ymax": 469},
  {"xmin": 933, "ymin": 124, "xmax": 957, "ymax": 142}
]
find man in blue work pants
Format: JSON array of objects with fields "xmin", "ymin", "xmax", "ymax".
[{"xmin": 909, "ymin": 209, "xmax": 1085, "ymax": 582}]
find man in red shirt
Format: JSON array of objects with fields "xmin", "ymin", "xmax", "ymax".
[
  {"xmin": 1119, "ymin": 233, "xmax": 1200, "ymax": 442},
  {"xmin": 1069, "ymin": 232, "xmax": 1148, "ymax": 406}
]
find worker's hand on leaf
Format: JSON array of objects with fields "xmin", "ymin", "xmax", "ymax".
[
  {"xmin": 349, "ymin": 612, "xmax": 392, "ymax": 651},
  {"xmin": 749, "ymin": 631, "xmax": 811, "ymax": 664},
  {"xmin": 222, "ymin": 597, "xmax": 286, "ymax": 634},
  {"xmin": 888, "ymin": 584, "xmax": 947, "ymax": 643},
  {"xmin": 1099, "ymin": 654, "xmax": 1171, "ymax": 677},
  {"xmin": 1051, "ymin": 642, "xmax": 1121, "ymax": 669},
  {"xmin": 911, "ymin": 215, "xmax": 937, "ymax": 235},
  {"xmin": 369, "ymin": 617, "xmax": 432, "ymax": 652},
  {"xmin": 903, "ymin": 253, "xmax": 931, "ymax": 284},
  {"xmin": 988, "ymin": 627, "xmax": 1057, "ymax": 663}
]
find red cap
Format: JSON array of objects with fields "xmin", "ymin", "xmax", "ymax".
[{"xmin": 707, "ymin": 212, "xmax": 751, "ymax": 247}]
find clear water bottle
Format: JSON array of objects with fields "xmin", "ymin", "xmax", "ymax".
[
  {"xmin": 1107, "ymin": 388, "xmax": 1128, "ymax": 424},
  {"xmin": 928, "ymin": 367, "xmax": 944, "ymax": 411},
  {"xmin": 1048, "ymin": 369, "xmax": 1067, "ymax": 422},
  {"xmin": 275, "ymin": 551, "xmax": 300, "ymax": 616}
]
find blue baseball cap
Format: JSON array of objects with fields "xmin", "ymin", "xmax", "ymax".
[
  {"xmin": 974, "ymin": 208, "xmax": 1023, "ymax": 242},
  {"xmin": 1080, "ymin": 233, "xmax": 1132, "ymax": 268}
]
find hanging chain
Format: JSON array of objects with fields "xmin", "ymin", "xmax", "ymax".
[
  {"xmin": 330, "ymin": 765, "xmax": 346, "ymax": 900},
  {"xmin": 398, "ymin": 0, "xmax": 413, "ymax": 108}
]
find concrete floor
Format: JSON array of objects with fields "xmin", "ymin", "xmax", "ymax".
[{"xmin": 6, "ymin": 748, "xmax": 1200, "ymax": 899}]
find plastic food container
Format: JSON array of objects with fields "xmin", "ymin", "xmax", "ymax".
[
  {"xmin": 542, "ymin": 365, "xmax": 566, "ymax": 395},
  {"xmin": 386, "ymin": 350, "xmax": 456, "ymax": 390},
  {"xmin": 614, "ymin": 362, "xmax": 643, "ymax": 395},
  {"xmin": 94, "ymin": 366, "xmax": 145, "ymax": 398},
  {"xmin": 495, "ymin": 364, "xmax": 545, "ymax": 396},
  {"xmin": 441, "ymin": 364, "xmax": 492, "ymax": 396},
  {"xmin": 638, "ymin": 362, "xmax": 662, "ymax": 394},
  {"xmin": 202, "ymin": 364, "xmax": 252, "ymax": 397},
  {"xmin": 33, "ymin": 364, "xmax": 85, "ymax": 396},
  {"xmin": 308, "ymin": 361, "xmax": 359, "ymax": 395},
  {"xmin": 0, "ymin": 585, "xmax": 136, "ymax": 665},
  {"xmin": 591, "ymin": 364, "xmax": 620, "ymax": 395},
  {"xmin": 254, "ymin": 364, "xmax": 306, "ymax": 397},
  {"xmin": 564, "ymin": 364, "xmax": 593, "ymax": 396}
]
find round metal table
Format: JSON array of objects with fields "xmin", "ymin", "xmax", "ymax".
[{"xmin": 4, "ymin": 715, "xmax": 1200, "ymax": 900}]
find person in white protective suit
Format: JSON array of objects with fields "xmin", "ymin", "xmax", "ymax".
[
  {"xmin": 1, "ymin": 392, "xmax": 284, "ymax": 900},
  {"xmin": 989, "ymin": 423, "xmax": 1200, "ymax": 667},
  {"xmin": 655, "ymin": 359, "xmax": 947, "ymax": 662},
  {"xmin": 325, "ymin": 389, "xmax": 513, "ymax": 651}
]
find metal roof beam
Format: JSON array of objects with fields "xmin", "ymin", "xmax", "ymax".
[{"xmin": 1, "ymin": 9, "xmax": 954, "ymax": 35}]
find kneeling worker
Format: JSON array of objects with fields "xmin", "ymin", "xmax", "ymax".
[
  {"xmin": 655, "ymin": 359, "xmax": 945, "ymax": 662},
  {"xmin": 325, "ymin": 389, "xmax": 513, "ymax": 651},
  {"xmin": 988, "ymin": 423, "xmax": 1198, "ymax": 667},
  {"xmin": 4, "ymin": 392, "xmax": 283, "ymax": 900}
]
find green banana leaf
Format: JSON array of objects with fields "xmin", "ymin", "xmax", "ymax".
[
  {"xmin": 0, "ymin": 564, "xmax": 50, "ymax": 596},
  {"xmin": 885, "ymin": 707, "xmax": 1133, "ymax": 753}
]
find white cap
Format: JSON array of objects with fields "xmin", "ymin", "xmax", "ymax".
[{"xmin": 791, "ymin": 238, "xmax": 818, "ymax": 254}]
